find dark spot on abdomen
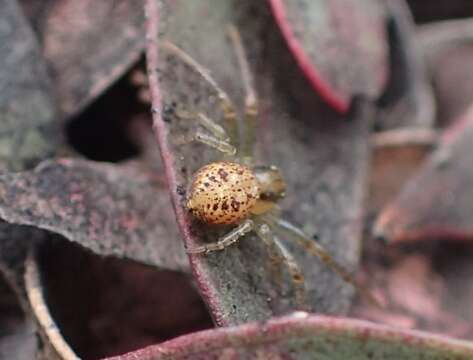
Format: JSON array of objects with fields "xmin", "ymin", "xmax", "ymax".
[
  {"xmin": 231, "ymin": 199, "xmax": 240, "ymax": 211},
  {"xmin": 218, "ymin": 168, "xmax": 229, "ymax": 181}
]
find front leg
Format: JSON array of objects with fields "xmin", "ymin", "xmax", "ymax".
[
  {"xmin": 161, "ymin": 41, "xmax": 239, "ymax": 147},
  {"xmin": 186, "ymin": 219, "xmax": 254, "ymax": 254},
  {"xmin": 228, "ymin": 25, "xmax": 258, "ymax": 163},
  {"xmin": 190, "ymin": 130, "xmax": 236, "ymax": 156},
  {"xmin": 174, "ymin": 109, "xmax": 237, "ymax": 156}
]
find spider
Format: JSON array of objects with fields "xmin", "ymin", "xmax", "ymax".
[{"xmin": 161, "ymin": 26, "xmax": 377, "ymax": 308}]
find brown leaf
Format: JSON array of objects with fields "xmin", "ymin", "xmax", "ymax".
[
  {"xmin": 387, "ymin": 255, "xmax": 444, "ymax": 319},
  {"xmin": 377, "ymin": 0, "xmax": 435, "ymax": 130},
  {"xmin": 368, "ymin": 128, "xmax": 437, "ymax": 214},
  {"xmin": 0, "ymin": 0, "xmax": 59, "ymax": 171},
  {"xmin": 25, "ymin": 245, "xmax": 212, "ymax": 359},
  {"xmin": 374, "ymin": 106, "xmax": 473, "ymax": 243},
  {"xmin": 0, "ymin": 158, "xmax": 187, "ymax": 271},
  {"xmin": 418, "ymin": 18, "xmax": 473, "ymax": 126},
  {"xmin": 19, "ymin": 0, "xmax": 145, "ymax": 118},
  {"xmin": 0, "ymin": 1, "xmax": 61, "ymax": 356},
  {"xmin": 353, "ymin": 247, "xmax": 473, "ymax": 340},
  {"xmin": 269, "ymin": 0, "xmax": 389, "ymax": 112},
  {"xmin": 103, "ymin": 314, "xmax": 473, "ymax": 359},
  {"xmin": 146, "ymin": 0, "xmax": 374, "ymax": 325}
]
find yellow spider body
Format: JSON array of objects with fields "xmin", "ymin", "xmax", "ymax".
[
  {"xmin": 187, "ymin": 162, "xmax": 259, "ymax": 225},
  {"xmin": 163, "ymin": 27, "xmax": 378, "ymax": 308}
]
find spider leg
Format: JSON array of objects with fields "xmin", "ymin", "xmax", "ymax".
[
  {"xmin": 174, "ymin": 110, "xmax": 236, "ymax": 155},
  {"xmin": 270, "ymin": 216, "xmax": 382, "ymax": 307},
  {"xmin": 161, "ymin": 41, "xmax": 239, "ymax": 147},
  {"xmin": 176, "ymin": 109, "xmax": 230, "ymax": 140},
  {"xmin": 254, "ymin": 222, "xmax": 307, "ymax": 309},
  {"xmin": 190, "ymin": 130, "xmax": 236, "ymax": 155},
  {"xmin": 228, "ymin": 25, "xmax": 258, "ymax": 163},
  {"xmin": 186, "ymin": 219, "xmax": 253, "ymax": 254},
  {"xmin": 195, "ymin": 112, "xmax": 230, "ymax": 141}
]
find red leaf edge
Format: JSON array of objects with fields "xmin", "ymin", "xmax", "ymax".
[
  {"xmin": 144, "ymin": 0, "xmax": 226, "ymax": 325},
  {"xmin": 269, "ymin": 0, "xmax": 349, "ymax": 113},
  {"xmin": 103, "ymin": 313, "xmax": 473, "ymax": 359}
]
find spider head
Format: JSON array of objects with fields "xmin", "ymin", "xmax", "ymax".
[
  {"xmin": 249, "ymin": 165, "xmax": 287, "ymax": 216},
  {"xmin": 252, "ymin": 165, "xmax": 286, "ymax": 201}
]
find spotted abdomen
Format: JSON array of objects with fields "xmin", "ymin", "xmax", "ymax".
[{"xmin": 186, "ymin": 161, "xmax": 259, "ymax": 225}]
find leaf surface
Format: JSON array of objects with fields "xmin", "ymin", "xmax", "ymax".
[
  {"xmin": 269, "ymin": 0, "xmax": 389, "ymax": 112},
  {"xmin": 19, "ymin": 0, "xmax": 145, "ymax": 118},
  {"xmin": 146, "ymin": 0, "xmax": 374, "ymax": 325},
  {"xmin": 0, "ymin": 158, "xmax": 187, "ymax": 271},
  {"xmin": 375, "ymin": 106, "xmax": 473, "ymax": 243},
  {"xmin": 105, "ymin": 314, "xmax": 473, "ymax": 360}
]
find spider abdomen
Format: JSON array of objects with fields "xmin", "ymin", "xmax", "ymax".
[{"xmin": 186, "ymin": 161, "xmax": 259, "ymax": 225}]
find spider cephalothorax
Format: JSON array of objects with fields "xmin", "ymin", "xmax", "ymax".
[{"xmin": 163, "ymin": 26, "xmax": 377, "ymax": 308}]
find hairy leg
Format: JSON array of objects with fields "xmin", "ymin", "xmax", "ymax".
[
  {"xmin": 161, "ymin": 41, "xmax": 239, "ymax": 147},
  {"xmin": 254, "ymin": 222, "xmax": 306, "ymax": 308},
  {"xmin": 185, "ymin": 219, "xmax": 254, "ymax": 254},
  {"xmin": 266, "ymin": 215, "xmax": 381, "ymax": 307},
  {"xmin": 228, "ymin": 26, "xmax": 258, "ymax": 163},
  {"xmin": 175, "ymin": 109, "xmax": 236, "ymax": 155},
  {"xmin": 188, "ymin": 130, "xmax": 236, "ymax": 155}
]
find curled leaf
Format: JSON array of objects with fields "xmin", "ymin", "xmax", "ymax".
[
  {"xmin": 375, "ymin": 106, "xmax": 473, "ymax": 243},
  {"xmin": 147, "ymin": 0, "xmax": 374, "ymax": 325},
  {"xmin": 0, "ymin": 158, "xmax": 187, "ymax": 271},
  {"xmin": 25, "ymin": 254, "xmax": 78, "ymax": 360},
  {"xmin": 269, "ymin": 0, "xmax": 389, "ymax": 113},
  {"xmin": 0, "ymin": 0, "xmax": 59, "ymax": 171},
  {"xmin": 104, "ymin": 314, "xmax": 473, "ymax": 359},
  {"xmin": 0, "ymin": 1, "xmax": 60, "ymax": 356},
  {"xmin": 19, "ymin": 0, "xmax": 145, "ymax": 118},
  {"xmin": 25, "ymin": 245, "xmax": 212, "ymax": 359},
  {"xmin": 368, "ymin": 128, "xmax": 437, "ymax": 214},
  {"xmin": 377, "ymin": 0, "xmax": 436, "ymax": 130},
  {"xmin": 418, "ymin": 18, "xmax": 473, "ymax": 126}
]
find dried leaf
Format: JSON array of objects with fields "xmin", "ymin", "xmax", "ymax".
[
  {"xmin": 0, "ymin": 2, "xmax": 60, "ymax": 356},
  {"xmin": 375, "ymin": 106, "xmax": 473, "ymax": 243},
  {"xmin": 269, "ymin": 0, "xmax": 389, "ymax": 113},
  {"xmin": 353, "ymin": 245, "xmax": 473, "ymax": 340},
  {"xmin": 25, "ymin": 255, "xmax": 78, "ymax": 360},
  {"xmin": 377, "ymin": 0, "xmax": 436, "ymax": 130},
  {"xmin": 0, "ymin": 0, "xmax": 59, "ymax": 171},
  {"xmin": 19, "ymin": 0, "xmax": 145, "ymax": 118},
  {"xmin": 27, "ymin": 244, "xmax": 212, "ymax": 359},
  {"xmin": 418, "ymin": 18, "xmax": 473, "ymax": 126},
  {"xmin": 147, "ymin": 0, "xmax": 373, "ymax": 325},
  {"xmin": 103, "ymin": 314, "xmax": 473, "ymax": 359},
  {"xmin": 368, "ymin": 128, "xmax": 437, "ymax": 214},
  {"xmin": 0, "ymin": 158, "xmax": 187, "ymax": 271}
]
